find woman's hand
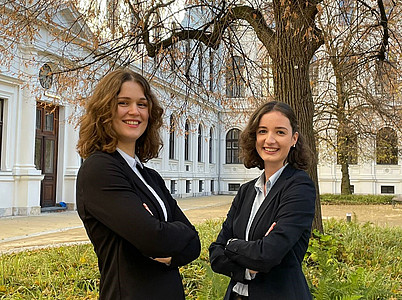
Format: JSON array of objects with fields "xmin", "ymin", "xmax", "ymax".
[{"xmin": 152, "ymin": 257, "xmax": 172, "ymax": 265}]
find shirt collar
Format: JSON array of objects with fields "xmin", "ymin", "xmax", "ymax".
[
  {"xmin": 116, "ymin": 148, "xmax": 143, "ymax": 169},
  {"xmin": 254, "ymin": 164, "xmax": 288, "ymax": 195}
]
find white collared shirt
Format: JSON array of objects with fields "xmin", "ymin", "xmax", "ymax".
[
  {"xmin": 116, "ymin": 148, "xmax": 168, "ymax": 221},
  {"xmin": 233, "ymin": 164, "xmax": 287, "ymax": 296}
]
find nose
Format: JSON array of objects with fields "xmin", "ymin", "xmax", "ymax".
[
  {"xmin": 264, "ymin": 132, "xmax": 276, "ymax": 144},
  {"xmin": 128, "ymin": 103, "xmax": 140, "ymax": 115}
]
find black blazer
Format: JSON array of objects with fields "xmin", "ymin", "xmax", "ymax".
[
  {"xmin": 76, "ymin": 151, "xmax": 201, "ymax": 300},
  {"xmin": 209, "ymin": 165, "xmax": 315, "ymax": 300}
]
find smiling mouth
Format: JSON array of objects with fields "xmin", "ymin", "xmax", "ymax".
[
  {"xmin": 124, "ymin": 120, "xmax": 139, "ymax": 125},
  {"xmin": 264, "ymin": 147, "xmax": 279, "ymax": 152}
]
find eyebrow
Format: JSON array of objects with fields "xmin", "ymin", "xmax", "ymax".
[
  {"xmin": 116, "ymin": 96, "xmax": 148, "ymax": 101},
  {"xmin": 258, "ymin": 125, "xmax": 288, "ymax": 130}
]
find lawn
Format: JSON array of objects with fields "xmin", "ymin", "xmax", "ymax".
[{"xmin": 1, "ymin": 219, "xmax": 401, "ymax": 299}]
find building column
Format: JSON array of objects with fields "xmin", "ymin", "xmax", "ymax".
[
  {"xmin": 62, "ymin": 106, "xmax": 81, "ymax": 210},
  {"xmin": 12, "ymin": 45, "xmax": 43, "ymax": 215}
]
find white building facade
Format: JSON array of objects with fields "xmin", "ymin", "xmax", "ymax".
[{"xmin": 0, "ymin": 3, "xmax": 401, "ymax": 217}]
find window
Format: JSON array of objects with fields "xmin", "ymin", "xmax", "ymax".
[
  {"xmin": 186, "ymin": 180, "xmax": 191, "ymax": 193},
  {"xmin": 169, "ymin": 115, "xmax": 175, "ymax": 159},
  {"xmin": 376, "ymin": 127, "xmax": 398, "ymax": 165},
  {"xmin": 350, "ymin": 185, "xmax": 354, "ymax": 194},
  {"xmin": 381, "ymin": 185, "xmax": 394, "ymax": 194},
  {"xmin": 226, "ymin": 129, "xmax": 241, "ymax": 164},
  {"xmin": 185, "ymin": 39, "xmax": 191, "ymax": 79},
  {"xmin": 185, "ymin": 120, "xmax": 190, "ymax": 161},
  {"xmin": 209, "ymin": 48, "xmax": 214, "ymax": 92},
  {"xmin": 211, "ymin": 180, "xmax": 214, "ymax": 193},
  {"xmin": 0, "ymin": 99, "xmax": 3, "ymax": 165},
  {"xmin": 226, "ymin": 56, "xmax": 245, "ymax": 98},
  {"xmin": 170, "ymin": 180, "xmax": 177, "ymax": 194},
  {"xmin": 228, "ymin": 183, "xmax": 240, "ymax": 191},
  {"xmin": 199, "ymin": 180, "xmax": 203, "ymax": 193},
  {"xmin": 337, "ymin": 132, "xmax": 358, "ymax": 165},
  {"xmin": 198, "ymin": 45, "xmax": 204, "ymax": 84},
  {"xmin": 260, "ymin": 54, "xmax": 273, "ymax": 97},
  {"xmin": 209, "ymin": 127, "xmax": 213, "ymax": 163},
  {"xmin": 198, "ymin": 124, "xmax": 202, "ymax": 162}
]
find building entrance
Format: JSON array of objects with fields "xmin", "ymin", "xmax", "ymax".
[{"xmin": 34, "ymin": 102, "xmax": 59, "ymax": 207}]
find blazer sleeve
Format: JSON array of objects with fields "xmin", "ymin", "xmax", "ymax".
[
  {"xmin": 77, "ymin": 153, "xmax": 198, "ymax": 259},
  {"xmin": 148, "ymin": 169, "xmax": 201, "ymax": 267},
  {"xmin": 224, "ymin": 172, "xmax": 315, "ymax": 273},
  {"xmin": 208, "ymin": 187, "xmax": 248, "ymax": 283}
]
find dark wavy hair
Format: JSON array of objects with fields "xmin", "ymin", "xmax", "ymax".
[
  {"xmin": 240, "ymin": 101, "xmax": 311, "ymax": 170},
  {"xmin": 77, "ymin": 69, "xmax": 163, "ymax": 162}
]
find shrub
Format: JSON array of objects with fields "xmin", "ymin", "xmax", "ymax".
[
  {"xmin": 0, "ymin": 219, "xmax": 400, "ymax": 299},
  {"xmin": 320, "ymin": 194, "xmax": 394, "ymax": 205}
]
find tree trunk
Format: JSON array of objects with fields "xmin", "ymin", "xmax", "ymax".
[
  {"xmin": 273, "ymin": 36, "xmax": 323, "ymax": 232},
  {"xmin": 341, "ymin": 162, "xmax": 352, "ymax": 194}
]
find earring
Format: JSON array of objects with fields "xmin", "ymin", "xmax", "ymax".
[{"xmin": 293, "ymin": 144, "xmax": 296, "ymax": 148}]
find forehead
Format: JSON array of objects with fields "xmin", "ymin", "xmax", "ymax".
[
  {"xmin": 258, "ymin": 111, "xmax": 291, "ymax": 128},
  {"xmin": 118, "ymin": 80, "xmax": 146, "ymax": 96}
]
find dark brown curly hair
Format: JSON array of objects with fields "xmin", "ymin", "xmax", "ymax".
[
  {"xmin": 240, "ymin": 101, "xmax": 311, "ymax": 170},
  {"xmin": 77, "ymin": 69, "xmax": 163, "ymax": 162}
]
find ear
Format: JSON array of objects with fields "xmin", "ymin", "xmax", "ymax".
[{"xmin": 292, "ymin": 131, "xmax": 299, "ymax": 145}]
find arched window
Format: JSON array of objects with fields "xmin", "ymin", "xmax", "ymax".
[
  {"xmin": 168, "ymin": 115, "xmax": 175, "ymax": 159},
  {"xmin": 209, "ymin": 127, "xmax": 213, "ymax": 163},
  {"xmin": 226, "ymin": 56, "xmax": 245, "ymax": 98},
  {"xmin": 198, "ymin": 124, "xmax": 202, "ymax": 162},
  {"xmin": 185, "ymin": 120, "xmax": 190, "ymax": 161},
  {"xmin": 376, "ymin": 127, "xmax": 398, "ymax": 165},
  {"xmin": 337, "ymin": 132, "xmax": 357, "ymax": 165},
  {"xmin": 226, "ymin": 129, "xmax": 241, "ymax": 164}
]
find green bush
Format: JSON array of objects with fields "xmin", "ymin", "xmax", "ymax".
[
  {"xmin": 320, "ymin": 194, "xmax": 394, "ymax": 205},
  {"xmin": 0, "ymin": 219, "xmax": 401, "ymax": 299},
  {"xmin": 305, "ymin": 219, "xmax": 402, "ymax": 299}
]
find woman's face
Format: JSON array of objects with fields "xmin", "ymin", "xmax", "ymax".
[
  {"xmin": 255, "ymin": 111, "xmax": 298, "ymax": 172},
  {"xmin": 112, "ymin": 80, "xmax": 149, "ymax": 153}
]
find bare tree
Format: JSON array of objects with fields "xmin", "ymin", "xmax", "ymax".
[
  {"xmin": 313, "ymin": 0, "xmax": 402, "ymax": 194},
  {"xmin": 6, "ymin": 0, "xmax": 398, "ymax": 231}
]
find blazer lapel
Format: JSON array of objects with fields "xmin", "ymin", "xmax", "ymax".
[
  {"xmin": 236, "ymin": 181, "xmax": 257, "ymax": 240},
  {"xmin": 248, "ymin": 165, "xmax": 296, "ymax": 239},
  {"xmin": 139, "ymin": 166, "xmax": 173, "ymax": 221},
  {"xmin": 110, "ymin": 151, "xmax": 167, "ymax": 221}
]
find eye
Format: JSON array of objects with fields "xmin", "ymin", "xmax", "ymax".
[
  {"xmin": 277, "ymin": 130, "xmax": 286, "ymax": 135},
  {"xmin": 117, "ymin": 101, "xmax": 129, "ymax": 106},
  {"xmin": 138, "ymin": 101, "xmax": 148, "ymax": 108},
  {"xmin": 257, "ymin": 129, "xmax": 267, "ymax": 134}
]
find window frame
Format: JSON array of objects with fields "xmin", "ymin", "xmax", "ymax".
[{"xmin": 226, "ymin": 129, "xmax": 241, "ymax": 164}]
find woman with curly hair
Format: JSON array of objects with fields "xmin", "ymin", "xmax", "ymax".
[
  {"xmin": 76, "ymin": 69, "xmax": 200, "ymax": 300},
  {"xmin": 209, "ymin": 101, "xmax": 315, "ymax": 300}
]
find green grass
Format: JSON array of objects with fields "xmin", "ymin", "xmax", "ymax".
[
  {"xmin": 1, "ymin": 219, "xmax": 401, "ymax": 299},
  {"xmin": 320, "ymin": 194, "xmax": 394, "ymax": 205}
]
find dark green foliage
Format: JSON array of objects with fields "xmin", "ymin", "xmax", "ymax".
[{"xmin": 320, "ymin": 194, "xmax": 394, "ymax": 205}]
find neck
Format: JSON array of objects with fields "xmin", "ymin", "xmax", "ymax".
[
  {"xmin": 264, "ymin": 163, "xmax": 283, "ymax": 180},
  {"xmin": 117, "ymin": 142, "xmax": 136, "ymax": 158}
]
